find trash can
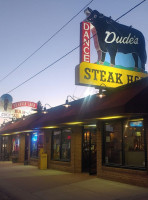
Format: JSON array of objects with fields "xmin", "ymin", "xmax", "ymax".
[{"xmin": 39, "ymin": 148, "xmax": 47, "ymax": 170}]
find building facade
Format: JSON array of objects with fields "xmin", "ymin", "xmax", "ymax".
[{"xmin": 0, "ymin": 78, "xmax": 148, "ymax": 187}]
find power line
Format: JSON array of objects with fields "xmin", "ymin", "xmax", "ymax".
[
  {"xmin": 0, "ymin": 0, "xmax": 94, "ymax": 83},
  {"xmin": 7, "ymin": 44, "xmax": 80, "ymax": 93},
  {"xmin": 116, "ymin": 0, "xmax": 146, "ymax": 21},
  {"xmin": 79, "ymin": 0, "xmax": 147, "ymax": 98},
  {"xmin": 6, "ymin": 0, "xmax": 146, "ymax": 94}
]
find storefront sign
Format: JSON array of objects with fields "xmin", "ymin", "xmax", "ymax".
[
  {"xmin": 0, "ymin": 112, "xmax": 13, "ymax": 119},
  {"xmin": 75, "ymin": 62, "xmax": 148, "ymax": 88},
  {"xmin": 12, "ymin": 101, "xmax": 37, "ymax": 109},
  {"xmin": 80, "ymin": 22, "xmax": 90, "ymax": 63}
]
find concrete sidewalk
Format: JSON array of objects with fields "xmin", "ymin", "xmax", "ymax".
[{"xmin": 0, "ymin": 162, "xmax": 148, "ymax": 200}]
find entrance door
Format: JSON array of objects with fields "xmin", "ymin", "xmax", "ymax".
[
  {"xmin": 0, "ymin": 136, "xmax": 9, "ymax": 161},
  {"xmin": 82, "ymin": 129, "xmax": 97, "ymax": 175}
]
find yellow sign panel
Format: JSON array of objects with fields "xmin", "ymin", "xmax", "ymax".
[{"xmin": 75, "ymin": 62, "xmax": 148, "ymax": 88}]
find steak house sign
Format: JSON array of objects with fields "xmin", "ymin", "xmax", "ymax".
[
  {"xmin": 76, "ymin": 8, "xmax": 147, "ymax": 88},
  {"xmin": 75, "ymin": 62, "xmax": 148, "ymax": 88}
]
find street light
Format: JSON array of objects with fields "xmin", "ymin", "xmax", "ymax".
[{"xmin": 63, "ymin": 95, "xmax": 75, "ymax": 108}]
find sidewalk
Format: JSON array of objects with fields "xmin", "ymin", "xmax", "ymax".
[{"xmin": 0, "ymin": 161, "xmax": 148, "ymax": 200}]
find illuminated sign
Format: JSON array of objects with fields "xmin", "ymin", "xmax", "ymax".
[
  {"xmin": 84, "ymin": 8, "xmax": 147, "ymax": 71},
  {"xmin": 80, "ymin": 22, "xmax": 90, "ymax": 63},
  {"xmin": 0, "ymin": 95, "xmax": 37, "ymax": 125},
  {"xmin": 0, "ymin": 94, "xmax": 13, "ymax": 112},
  {"xmin": 12, "ymin": 101, "xmax": 37, "ymax": 109},
  {"xmin": 32, "ymin": 133, "xmax": 38, "ymax": 142},
  {"xmin": 130, "ymin": 121, "xmax": 143, "ymax": 127},
  {"xmin": 75, "ymin": 62, "xmax": 148, "ymax": 88},
  {"xmin": 0, "ymin": 112, "xmax": 13, "ymax": 119}
]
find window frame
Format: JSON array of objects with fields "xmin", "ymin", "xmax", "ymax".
[
  {"xmin": 102, "ymin": 118, "xmax": 147, "ymax": 170},
  {"xmin": 51, "ymin": 129, "xmax": 71, "ymax": 162},
  {"xmin": 12, "ymin": 135, "xmax": 20, "ymax": 156},
  {"xmin": 30, "ymin": 132, "xmax": 43, "ymax": 158}
]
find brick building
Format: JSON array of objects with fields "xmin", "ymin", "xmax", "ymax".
[{"xmin": 0, "ymin": 77, "xmax": 148, "ymax": 187}]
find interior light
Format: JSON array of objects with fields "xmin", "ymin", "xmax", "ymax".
[{"xmin": 32, "ymin": 134, "xmax": 38, "ymax": 142}]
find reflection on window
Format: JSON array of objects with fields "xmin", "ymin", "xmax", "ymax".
[
  {"xmin": 12, "ymin": 135, "xmax": 20, "ymax": 155},
  {"xmin": 61, "ymin": 130, "xmax": 71, "ymax": 161},
  {"xmin": 103, "ymin": 119, "xmax": 146, "ymax": 169},
  {"xmin": 1, "ymin": 136, "xmax": 8, "ymax": 154},
  {"xmin": 124, "ymin": 120, "xmax": 145, "ymax": 167},
  {"xmin": 52, "ymin": 129, "xmax": 71, "ymax": 161},
  {"xmin": 104, "ymin": 122, "xmax": 122, "ymax": 165},
  {"xmin": 52, "ymin": 130, "xmax": 61, "ymax": 160},
  {"xmin": 30, "ymin": 132, "xmax": 44, "ymax": 158}
]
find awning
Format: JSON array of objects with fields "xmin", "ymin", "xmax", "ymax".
[{"xmin": 1, "ymin": 77, "xmax": 148, "ymax": 134}]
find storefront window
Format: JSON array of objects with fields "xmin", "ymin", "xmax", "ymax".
[
  {"xmin": 124, "ymin": 120, "xmax": 145, "ymax": 167},
  {"xmin": 61, "ymin": 130, "xmax": 71, "ymax": 161},
  {"xmin": 12, "ymin": 135, "xmax": 20, "ymax": 155},
  {"xmin": 104, "ymin": 121, "xmax": 122, "ymax": 165},
  {"xmin": 30, "ymin": 132, "xmax": 44, "ymax": 158},
  {"xmin": 0, "ymin": 136, "xmax": 9, "ymax": 160},
  {"xmin": 31, "ymin": 133, "xmax": 38, "ymax": 158},
  {"xmin": 52, "ymin": 130, "xmax": 61, "ymax": 160},
  {"xmin": 103, "ymin": 119, "xmax": 146, "ymax": 169},
  {"xmin": 52, "ymin": 129, "xmax": 71, "ymax": 161}
]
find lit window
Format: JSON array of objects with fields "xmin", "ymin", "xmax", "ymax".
[
  {"xmin": 103, "ymin": 119, "xmax": 146, "ymax": 169},
  {"xmin": 124, "ymin": 120, "xmax": 145, "ymax": 167},
  {"xmin": 12, "ymin": 135, "xmax": 20, "ymax": 155},
  {"xmin": 30, "ymin": 132, "xmax": 44, "ymax": 158},
  {"xmin": 51, "ymin": 129, "xmax": 71, "ymax": 161}
]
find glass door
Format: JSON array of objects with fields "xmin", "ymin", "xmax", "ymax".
[
  {"xmin": 24, "ymin": 134, "xmax": 29, "ymax": 164},
  {"xmin": 82, "ymin": 129, "xmax": 97, "ymax": 175},
  {"xmin": 0, "ymin": 136, "xmax": 9, "ymax": 160}
]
